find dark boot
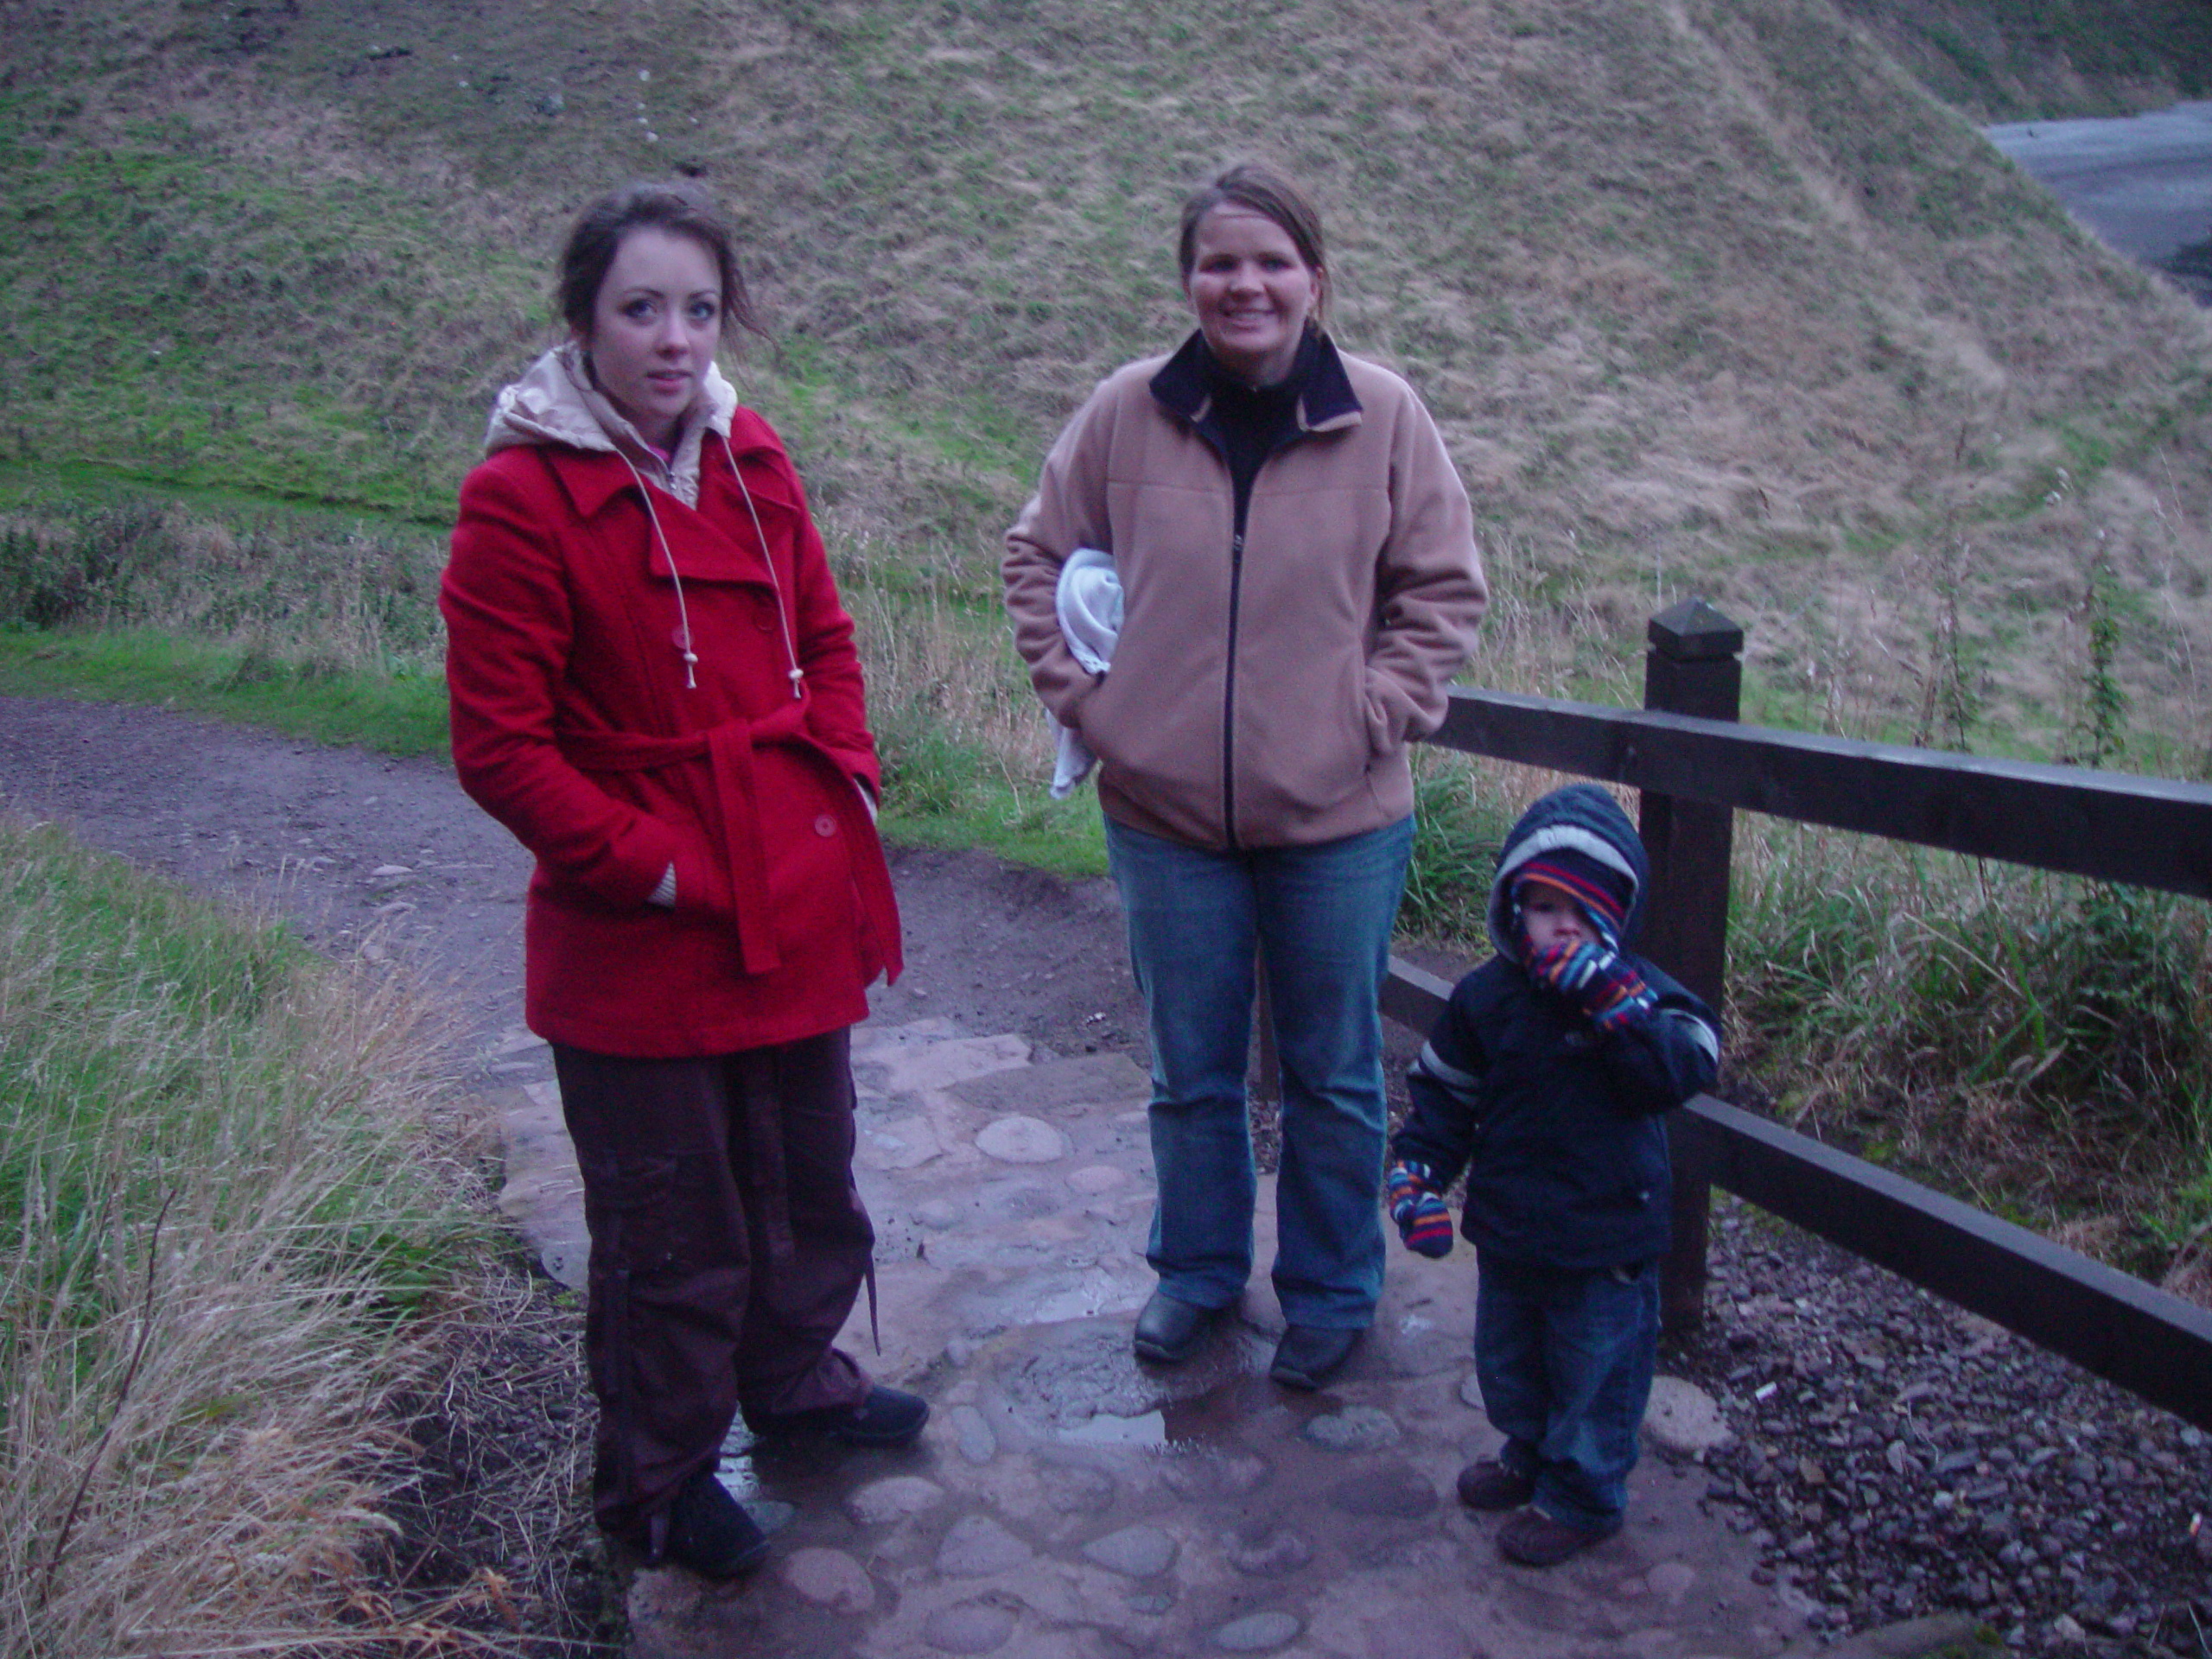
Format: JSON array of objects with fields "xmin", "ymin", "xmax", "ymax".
[
  {"xmin": 754, "ymin": 1385, "xmax": 931, "ymax": 1447},
  {"xmin": 1133, "ymin": 1291, "xmax": 1219, "ymax": 1363},
  {"xmin": 1497, "ymin": 1508, "xmax": 1618, "ymax": 1567},
  {"xmin": 662, "ymin": 1468, "xmax": 770, "ymax": 1579},
  {"xmin": 1268, "ymin": 1325, "xmax": 1360, "ymax": 1390},
  {"xmin": 1456, "ymin": 1458, "xmax": 1537, "ymax": 1511}
]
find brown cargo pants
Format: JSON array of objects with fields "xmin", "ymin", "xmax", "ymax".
[{"xmin": 551, "ymin": 1029, "xmax": 876, "ymax": 1545}]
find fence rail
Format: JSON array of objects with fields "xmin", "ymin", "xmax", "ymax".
[
  {"xmin": 1381, "ymin": 961, "xmax": 2212, "ymax": 1429},
  {"xmin": 1392, "ymin": 600, "xmax": 2212, "ymax": 1430},
  {"xmin": 1429, "ymin": 689, "xmax": 2212, "ymax": 899}
]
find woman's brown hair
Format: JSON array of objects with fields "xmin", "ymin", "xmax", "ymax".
[
  {"xmin": 1176, "ymin": 161, "xmax": 1329, "ymax": 322},
  {"xmin": 557, "ymin": 180, "xmax": 765, "ymax": 343}
]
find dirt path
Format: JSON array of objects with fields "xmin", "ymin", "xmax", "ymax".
[
  {"xmin": 0, "ymin": 692, "xmax": 1147, "ymax": 1065},
  {"xmin": 0, "ymin": 690, "xmax": 1147, "ymax": 1649}
]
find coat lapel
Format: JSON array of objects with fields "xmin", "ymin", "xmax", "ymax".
[{"xmin": 550, "ymin": 444, "xmax": 799, "ymax": 588}]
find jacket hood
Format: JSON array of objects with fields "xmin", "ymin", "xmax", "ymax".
[
  {"xmin": 482, "ymin": 342, "xmax": 740, "ymax": 507},
  {"xmin": 1487, "ymin": 783, "xmax": 1649, "ymax": 957}
]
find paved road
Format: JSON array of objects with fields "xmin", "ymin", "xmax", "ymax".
[{"xmin": 1986, "ymin": 100, "xmax": 2212, "ymax": 266}]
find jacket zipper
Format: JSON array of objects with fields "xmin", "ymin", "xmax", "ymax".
[
  {"xmin": 1194, "ymin": 378, "xmax": 1311, "ymax": 849},
  {"xmin": 1222, "ymin": 524, "xmax": 1245, "ymax": 846}
]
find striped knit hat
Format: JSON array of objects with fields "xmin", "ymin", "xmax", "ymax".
[{"xmin": 1510, "ymin": 849, "xmax": 1634, "ymax": 947}]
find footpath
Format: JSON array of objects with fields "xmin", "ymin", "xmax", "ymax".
[{"xmin": 493, "ymin": 997, "xmax": 1966, "ymax": 1659}]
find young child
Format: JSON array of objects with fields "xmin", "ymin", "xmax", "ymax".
[{"xmin": 1386, "ymin": 782, "xmax": 1719, "ymax": 1567}]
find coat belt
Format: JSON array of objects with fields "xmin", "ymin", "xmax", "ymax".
[{"xmin": 555, "ymin": 705, "xmax": 900, "ymax": 980}]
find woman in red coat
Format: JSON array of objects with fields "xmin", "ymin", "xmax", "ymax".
[{"xmin": 442, "ymin": 180, "xmax": 919, "ymax": 1580}]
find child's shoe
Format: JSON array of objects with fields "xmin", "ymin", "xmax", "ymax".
[
  {"xmin": 1455, "ymin": 1459, "xmax": 1536, "ymax": 1511},
  {"xmin": 1497, "ymin": 1508, "xmax": 1618, "ymax": 1567}
]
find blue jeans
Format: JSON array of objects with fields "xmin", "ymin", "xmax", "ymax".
[
  {"xmin": 1475, "ymin": 1253, "xmax": 1659, "ymax": 1534},
  {"xmin": 1105, "ymin": 815, "xmax": 1413, "ymax": 1327}
]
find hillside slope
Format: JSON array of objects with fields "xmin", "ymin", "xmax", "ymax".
[
  {"xmin": 3, "ymin": 0, "xmax": 2209, "ymax": 760},
  {"xmin": 1840, "ymin": 0, "xmax": 2212, "ymax": 121}
]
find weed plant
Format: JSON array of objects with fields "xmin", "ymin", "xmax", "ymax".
[
  {"xmin": 0, "ymin": 493, "xmax": 451, "ymax": 751},
  {"xmin": 1731, "ymin": 825, "xmax": 2212, "ymax": 1280},
  {"xmin": 0, "ymin": 817, "xmax": 492, "ymax": 1654},
  {"xmin": 0, "ymin": 497, "xmax": 445, "ymax": 677}
]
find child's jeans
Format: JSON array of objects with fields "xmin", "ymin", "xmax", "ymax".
[{"xmin": 1474, "ymin": 1252, "xmax": 1660, "ymax": 1535}]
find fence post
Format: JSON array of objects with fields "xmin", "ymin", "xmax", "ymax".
[{"xmin": 1640, "ymin": 597, "xmax": 1743, "ymax": 1333}]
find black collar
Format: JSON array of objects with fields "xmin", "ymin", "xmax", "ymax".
[{"xmin": 1148, "ymin": 329, "xmax": 1363, "ymax": 435}]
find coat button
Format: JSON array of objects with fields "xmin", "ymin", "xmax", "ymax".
[{"xmin": 814, "ymin": 815, "xmax": 836, "ymax": 836}]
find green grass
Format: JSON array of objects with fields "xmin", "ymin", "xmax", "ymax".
[
  {"xmin": 0, "ymin": 98, "xmax": 543, "ymax": 522},
  {"xmin": 7, "ymin": 0, "xmax": 2212, "ymax": 1306},
  {"xmin": 882, "ymin": 779, "xmax": 1110, "ymax": 880},
  {"xmin": 0, "ymin": 815, "xmax": 486, "ymax": 1650},
  {"xmin": 1730, "ymin": 829, "xmax": 2212, "ymax": 1273},
  {"xmin": 1839, "ymin": 0, "xmax": 2212, "ymax": 118},
  {"xmin": 11, "ymin": 0, "xmax": 2212, "ymax": 761},
  {"xmin": 0, "ymin": 487, "xmax": 452, "ymax": 753},
  {"xmin": 0, "ymin": 631, "xmax": 450, "ymax": 753},
  {"xmin": 1398, "ymin": 749, "xmax": 1519, "ymax": 948}
]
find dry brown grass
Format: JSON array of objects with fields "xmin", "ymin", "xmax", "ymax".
[
  {"xmin": 10, "ymin": 0, "xmax": 2212, "ymax": 768},
  {"xmin": 0, "ymin": 819, "xmax": 594, "ymax": 1656}
]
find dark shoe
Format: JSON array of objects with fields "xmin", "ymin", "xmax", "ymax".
[
  {"xmin": 1268, "ymin": 1324, "xmax": 1361, "ymax": 1390},
  {"xmin": 1497, "ymin": 1507, "xmax": 1617, "ymax": 1567},
  {"xmin": 664, "ymin": 1468, "xmax": 770, "ymax": 1579},
  {"xmin": 1133, "ymin": 1290, "xmax": 1217, "ymax": 1364},
  {"xmin": 759, "ymin": 1385, "xmax": 930, "ymax": 1447},
  {"xmin": 1456, "ymin": 1459, "xmax": 1537, "ymax": 1511}
]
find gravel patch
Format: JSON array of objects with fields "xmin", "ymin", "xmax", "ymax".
[{"xmin": 1666, "ymin": 1198, "xmax": 2212, "ymax": 1656}]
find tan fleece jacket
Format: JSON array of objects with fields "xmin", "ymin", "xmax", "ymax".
[{"xmin": 1004, "ymin": 338, "xmax": 1488, "ymax": 849}]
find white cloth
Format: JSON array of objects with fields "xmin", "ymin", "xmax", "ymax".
[{"xmin": 1051, "ymin": 548, "xmax": 1121, "ymax": 798}]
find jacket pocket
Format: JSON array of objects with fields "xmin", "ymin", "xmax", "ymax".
[
  {"xmin": 1216, "ymin": 648, "xmax": 1370, "ymax": 833},
  {"xmin": 1078, "ymin": 652, "xmax": 1222, "ymax": 810}
]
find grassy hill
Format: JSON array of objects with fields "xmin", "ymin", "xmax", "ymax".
[
  {"xmin": 3, "ymin": 0, "xmax": 2209, "ymax": 1313},
  {"xmin": 1841, "ymin": 0, "xmax": 2212, "ymax": 120},
  {"xmin": 5, "ymin": 0, "xmax": 2212, "ymax": 771}
]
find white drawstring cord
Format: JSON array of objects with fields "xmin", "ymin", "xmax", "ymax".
[
  {"xmin": 614, "ymin": 442, "xmax": 806, "ymax": 700},
  {"xmin": 616, "ymin": 453, "xmax": 701, "ymax": 689},
  {"xmin": 725, "ymin": 446, "xmax": 804, "ymax": 700}
]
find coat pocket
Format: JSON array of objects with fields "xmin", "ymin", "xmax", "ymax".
[{"xmin": 576, "ymin": 1150, "xmax": 684, "ymax": 1276}]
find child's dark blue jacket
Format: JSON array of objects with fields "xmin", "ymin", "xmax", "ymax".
[{"xmin": 1391, "ymin": 784, "xmax": 1720, "ymax": 1271}]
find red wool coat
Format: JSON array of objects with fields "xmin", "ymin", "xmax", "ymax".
[{"xmin": 442, "ymin": 410, "xmax": 901, "ymax": 1057}]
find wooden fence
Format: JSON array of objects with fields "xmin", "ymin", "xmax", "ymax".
[{"xmin": 1387, "ymin": 597, "xmax": 2212, "ymax": 1431}]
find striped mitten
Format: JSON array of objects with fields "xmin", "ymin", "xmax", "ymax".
[
  {"xmin": 1528, "ymin": 939, "xmax": 1656, "ymax": 1032},
  {"xmin": 1385, "ymin": 1160, "xmax": 1454, "ymax": 1258}
]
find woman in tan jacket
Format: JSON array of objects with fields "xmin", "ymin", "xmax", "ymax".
[{"xmin": 1004, "ymin": 162, "xmax": 1487, "ymax": 1389}]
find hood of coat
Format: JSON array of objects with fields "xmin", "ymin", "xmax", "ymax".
[
  {"xmin": 482, "ymin": 342, "xmax": 740, "ymax": 507},
  {"xmin": 1486, "ymin": 782, "xmax": 1649, "ymax": 958}
]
